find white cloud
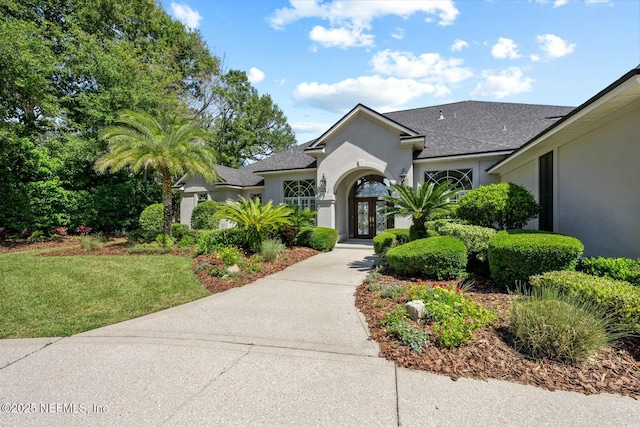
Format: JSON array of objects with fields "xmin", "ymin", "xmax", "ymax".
[
  {"xmin": 291, "ymin": 121, "xmax": 332, "ymax": 135},
  {"xmin": 530, "ymin": 54, "xmax": 541, "ymax": 62},
  {"xmin": 391, "ymin": 28, "xmax": 404, "ymax": 40},
  {"xmin": 491, "ymin": 38, "xmax": 521, "ymax": 59},
  {"xmin": 534, "ymin": 0, "xmax": 611, "ymax": 6},
  {"xmin": 371, "ymin": 50, "xmax": 472, "ymax": 83},
  {"xmin": 536, "ymin": 34, "xmax": 576, "ymax": 58},
  {"xmin": 294, "ymin": 75, "xmax": 449, "ymax": 113},
  {"xmin": 553, "ymin": 0, "xmax": 569, "ymax": 6},
  {"xmin": 309, "ymin": 25, "xmax": 374, "ymax": 48},
  {"xmin": 269, "ymin": 0, "xmax": 459, "ymax": 48},
  {"xmin": 471, "ymin": 67, "xmax": 534, "ymax": 99},
  {"xmin": 451, "ymin": 39, "xmax": 469, "ymax": 52},
  {"xmin": 170, "ymin": 2, "xmax": 202, "ymax": 29},
  {"xmin": 586, "ymin": 0, "xmax": 612, "ymax": 3},
  {"xmin": 247, "ymin": 67, "xmax": 265, "ymax": 84}
]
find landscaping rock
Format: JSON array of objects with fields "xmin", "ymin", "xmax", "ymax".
[
  {"xmin": 405, "ymin": 300, "xmax": 426, "ymax": 320},
  {"xmin": 227, "ymin": 264, "xmax": 241, "ymax": 274}
]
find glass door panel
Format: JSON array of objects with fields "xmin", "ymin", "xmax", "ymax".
[
  {"xmin": 375, "ymin": 201, "xmax": 387, "ymax": 234},
  {"xmin": 357, "ymin": 201, "xmax": 369, "ymax": 236}
]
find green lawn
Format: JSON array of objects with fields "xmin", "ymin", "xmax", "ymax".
[{"xmin": 0, "ymin": 251, "xmax": 210, "ymax": 338}]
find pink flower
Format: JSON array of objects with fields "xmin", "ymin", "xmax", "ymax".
[
  {"xmin": 376, "ymin": 313, "xmax": 383, "ymax": 319},
  {"xmin": 465, "ymin": 318, "xmax": 473, "ymax": 324}
]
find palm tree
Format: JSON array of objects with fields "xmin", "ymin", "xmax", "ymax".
[
  {"xmin": 95, "ymin": 110, "xmax": 218, "ymax": 236},
  {"xmin": 216, "ymin": 197, "xmax": 293, "ymax": 252},
  {"xmin": 381, "ymin": 181, "xmax": 459, "ymax": 240}
]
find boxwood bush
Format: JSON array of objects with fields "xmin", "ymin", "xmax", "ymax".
[
  {"xmin": 530, "ymin": 270, "xmax": 640, "ymax": 329},
  {"xmin": 386, "ymin": 236, "xmax": 467, "ymax": 280},
  {"xmin": 191, "ymin": 200, "xmax": 219, "ymax": 230},
  {"xmin": 195, "ymin": 228, "xmax": 247, "ymax": 254},
  {"xmin": 436, "ymin": 222, "xmax": 496, "ymax": 262},
  {"xmin": 373, "ymin": 228, "xmax": 411, "ymax": 254},
  {"xmin": 456, "ymin": 182, "xmax": 539, "ymax": 229},
  {"xmin": 306, "ymin": 227, "xmax": 338, "ymax": 252},
  {"xmin": 488, "ymin": 230, "xmax": 583, "ymax": 287},
  {"xmin": 139, "ymin": 203, "xmax": 163, "ymax": 235},
  {"xmin": 577, "ymin": 257, "xmax": 640, "ymax": 286}
]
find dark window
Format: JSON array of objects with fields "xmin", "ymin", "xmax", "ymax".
[{"xmin": 539, "ymin": 151, "xmax": 553, "ymax": 231}]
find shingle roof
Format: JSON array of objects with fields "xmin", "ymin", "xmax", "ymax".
[
  {"xmin": 215, "ymin": 165, "xmax": 264, "ymax": 187},
  {"xmin": 183, "ymin": 100, "xmax": 575, "ymax": 187},
  {"xmin": 244, "ymin": 140, "xmax": 317, "ymax": 173},
  {"xmin": 383, "ymin": 101, "xmax": 575, "ymax": 158}
]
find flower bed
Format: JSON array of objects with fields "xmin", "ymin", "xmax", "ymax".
[{"xmin": 356, "ymin": 273, "xmax": 640, "ymax": 398}]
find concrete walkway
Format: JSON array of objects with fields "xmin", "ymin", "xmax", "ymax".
[{"xmin": 0, "ymin": 246, "xmax": 638, "ymax": 426}]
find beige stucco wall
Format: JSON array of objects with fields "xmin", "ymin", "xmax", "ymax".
[
  {"xmin": 314, "ymin": 114, "xmax": 415, "ymax": 240},
  {"xmin": 556, "ymin": 99, "xmax": 640, "ymax": 257}
]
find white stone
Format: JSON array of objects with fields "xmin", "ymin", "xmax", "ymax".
[{"xmin": 404, "ymin": 300, "xmax": 425, "ymax": 321}]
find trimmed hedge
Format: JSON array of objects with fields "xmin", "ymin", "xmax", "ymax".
[
  {"xmin": 191, "ymin": 200, "xmax": 219, "ymax": 230},
  {"xmin": 306, "ymin": 227, "xmax": 338, "ymax": 252},
  {"xmin": 530, "ymin": 270, "xmax": 640, "ymax": 328},
  {"xmin": 195, "ymin": 228, "xmax": 247, "ymax": 254},
  {"xmin": 171, "ymin": 223, "xmax": 191, "ymax": 240},
  {"xmin": 139, "ymin": 203, "xmax": 163, "ymax": 235},
  {"xmin": 456, "ymin": 182, "xmax": 539, "ymax": 229},
  {"xmin": 488, "ymin": 230, "xmax": 584, "ymax": 287},
  {"xmin": 577, "ymin": 257, "xmax": 640, "ymax": 286},
  {"xmin": 373, "ymin": 228, "xmax": 410, "ymax": 254},
  {"xmin": 437, "ymin": 222, "xmax": 496, "ymax": 262},
  {"xmin": 386, "ymin": 236, "xmax": 467, "ymax": 280}
]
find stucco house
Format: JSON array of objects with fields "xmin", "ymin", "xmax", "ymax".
[{"xmin": 174, "ymin": 66, "xmax": 639, "ymax": 258}]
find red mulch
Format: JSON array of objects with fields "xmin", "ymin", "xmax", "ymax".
[
  {"xmin": 194, "ymin": 247, "xmax": 319, "ymax": 294},
  {"xmin": 355, "ymin": 274, "xmax": 640, "ymax": 398}
]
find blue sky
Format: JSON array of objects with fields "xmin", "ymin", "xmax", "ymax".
[{"xmin": 164, "ymin": 0, "xmax": 639, "ymax": 143}]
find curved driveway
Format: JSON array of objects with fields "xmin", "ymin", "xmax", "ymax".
[{"xmin": 1, "ymin": 245, "xmax": 638, "ymax": 426}]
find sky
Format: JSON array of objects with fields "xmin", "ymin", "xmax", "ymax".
[{"xmin": 163, "ymin": 0, "xmax": 639, "ymax": 143}]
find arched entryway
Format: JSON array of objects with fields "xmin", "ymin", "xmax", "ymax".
[{"xmin": 348, "ymin": 174, "xmax": 394, "ymax": 238}]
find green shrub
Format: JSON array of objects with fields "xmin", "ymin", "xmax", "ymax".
[
  {"xmin": 27, "ymin": 230, "xmax": 46, "ymax": 242},
  {"xmin": 126, "ymin": 228, "xmax": 158, "ymax": 245},
  {"xmin": 155, "ymin": 234, "xmax": 174, "ymax": 247},
  {"xmin": 195, "ymin": 228, "xmax": 246, "ymax": 254},
  {"xmin": 386, "ymin": 236, "xmax": 467, "ymax": 280},
  {"xmin": 456, "ymin": 183, "xmax": 539, "ymax": 229},
  {"xmin": 177, "ymin": 235, "xmax": 196, "ymax": 250},
  {"xmin": 381, "ymin": 284, "xmax": 406, "ymax": 299},
  {"xmin": 488, "ymin": 230, "xmax": 583, "ymax": 288},
  {"xmin": 373, "ymin": 232, "xmax": 396, "ymax": 254},
  {"xmin": 510, "ymin": 286, "xmax": 629, "ymax": 364},
  {"xmin": 425, "ymin": 218, "xmax": 467, "ymax": 234},
  {"xmin": 577, "ymin": 257, "xmax": 640, "ymax": 286},
  {"xmin": 260, "ymin": 238, "xmax": 286, "ymax": 263},
  {"xmin": 79, "ymin": 236, "xmax": 103, "ymax": 252},
  {"xmin": 380, "ymin": 306, "xmax": 429, "ymax": 353},
  {"xmin": 278, "ymin": 204, "xmax": 317, "ymax": 247},
  {"xmin": 191, "ymin": 200, "xmax": 219, "ymax": 230},
  {"xmin": 437, "ymin": 223, "xmax": 496, "ymax": 263},
  {"xmin": 530, "ymin": 270, "xmax": 640, "ymax": 328},
  {"xmin": 139, "ymin": 204, "xmax": 163, "ymax": 235},
  {"xmin": 386, "ymin": 228, "xmax": 410, "ymax": 244},
  {"xmin": 306, "ymin": 227, "xmax": 338, "ymax": 252},
  {"xmin": 171, "ymin": 223, "xmax": 191, "ymax": 240}
]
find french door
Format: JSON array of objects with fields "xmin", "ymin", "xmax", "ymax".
[{"xmin": 354, "ymin": 198, "xmax": 388, "ymax": 238}]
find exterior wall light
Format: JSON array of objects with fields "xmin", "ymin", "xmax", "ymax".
[
  {"xmin": 318, "ymin": 174, "xmax": 327, "ymax": 195},
  {"xmin": 399, "ymin": 168, "xmax": 407, "ymax": 185}
]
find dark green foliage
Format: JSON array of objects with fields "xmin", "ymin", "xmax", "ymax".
[
  {"xmin": 386, "ymin": 236, "xmax": 468, "ymax": 280},
  {"xmin": 530, "ymin": 270, "xmax": 640, "ymax": 329},
  {"xmin": 577, "ymin": 257, "xmax": 640, "ymax": 286},
  {"xmin": 171, "ymin": 223, "xmax": 191, "ymax": 241},
  {"xmin": 456, "ymin": 183, "xmax": 539, "ymax": 230},
  {"xmin": 306, "ymin": 227, "xmax": 338, "ymax": 252},
  {"xmin": 387, "ymin": 228, "xmax": 410, "ymax": 244},
  {"xmin": 510, "ymin": 286, "xmax": 628, "ymax": 364},
  {"xmin": 373, "ymin": 233, "xmax": 396, "ymax": 254},
  {"xmin": 191, "ymin": 201, "xmax": 219, "ymax": 230},
  {"xmin": 277, "ymin": 204, "xmax": 317, "ymax": 247},
  {"xmin": 436, "ymin": 223, "xmax": 496, "ymax": 274},
  {"xmin": 155, "ymin": 234, "xmax": 174, "ymax": 248},
  {"xmin": 139, "ymin": 204, "xmax": 163, "ymax": 236},
  {"xmin": 126, "ymin": 229, "xmax": 159, "ymax": 245},
  {"xmin": 488, "ymin": 230, "xmax": 584, "ymax": 288},
  {"xmin": 195, "ymin": 228, "xmax": 247, "ymax": 255}
]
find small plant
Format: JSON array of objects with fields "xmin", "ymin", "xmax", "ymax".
[
  {"xmin": 53, "ymin": 227, "xmax": 68, "ymax": 237},
  {"xmin": 21, "ymin": 228, "xmax": 31, "ymax": 238},
  {"xmin": 171, "ymin": 223, "xmax": 191, "ymax": 240},
  {"xmin": 380, "ymin": 305, "xmax": 429, "ymax": 353},
  {"xmin": 177, "ymin": 235, "xmax": 196, "ymax": 249},
  {"xmin": 76, "ymin": 225, "xmax": 92, "ymax": 236},
  {"xmin": 155, "ymin": 234, "xmax": 175, "ymax": 248},
  {"xmin": 260, "ymin": 238, "xmax": 286, "ymax": 263},
  {"xmin": 381, "ymin": 284, "xmax": 405, "ymax": 299},
  {"xmin": 368, "ymin": 282, "xmax": 383, "ymax": 292},
  {"xmin": 79, "ymin": 236, "xmax": 103, "ymax": 252},
  {"xmin": 27, "ymin": 230, "xmax": 47, "ymax": 243},
  {"xmin": 509, "ymin": 286, "xmax": 632, "ymax": 364}
]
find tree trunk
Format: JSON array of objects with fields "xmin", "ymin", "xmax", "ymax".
[{"xmin": 161, "ymin": 168, "xmax": 173, "ymax": 237}]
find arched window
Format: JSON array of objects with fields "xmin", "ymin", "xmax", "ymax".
[
  {"xmin": 283, "ymin": 179, "xmax": 316, "ymax": 211},
  {"xmin": 353, "ymin": 175, "xmax": 390, "ymax": 198},
  {"xmin": 425, "ymin": 169, "xmax": 473, "ymax": 200}
]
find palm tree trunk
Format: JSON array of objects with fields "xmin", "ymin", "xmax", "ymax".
[{"xmin": 161, "ymin": 168, "xmax": 173, "ymax": 236}]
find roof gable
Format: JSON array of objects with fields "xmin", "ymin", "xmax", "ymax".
[{"xmin": 306, "ymin": 104, "xmax": 420, "ymax": 150}]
